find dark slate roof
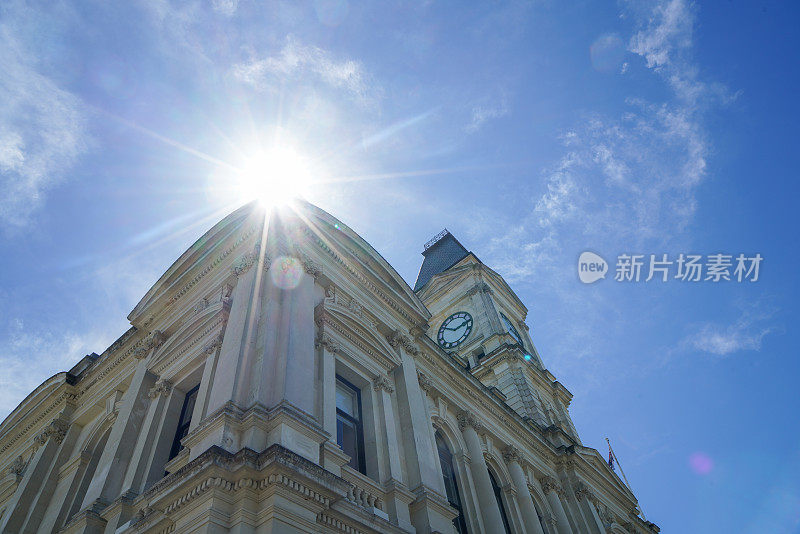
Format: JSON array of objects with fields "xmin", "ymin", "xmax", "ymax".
[{"xmin": 413, "ymin": 230, "xmax": 471, "ymax": 291}]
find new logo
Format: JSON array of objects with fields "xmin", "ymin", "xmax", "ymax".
[{"xmin": 578, "ymin": 251, "xmax": 608, "ymax": 284}]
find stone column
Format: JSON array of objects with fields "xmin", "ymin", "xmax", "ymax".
[
  {"xmin": 391, "ymin": 333, "xmax": 456, "ymax": 534},
  {"xmin": 203, "ymin": 246, "xmax": 263, "ymax": 416},
  {"xmin": 188, "ymin": 333, "xmax": 223, "ymax": 432},
  {"xmin": 315, "ymin": 331, "xmax": 349, "ymax": 475},
  {"xmin": 539, "ymin": 476, "xmax": 573, "ymax": 534},
  {"xmin": 0, "ymin": 414, "xmax": 73, "ymax": 533},
  {"xmin": 373, "ymin": 375, "xmax": 413, "ymax": 531},
  {"xmin": 80, "ymin": 347, "xmax": 159, "ymax": 509},
  {"xmin": 458, "ymin": 411, "xmax": 506, "ymax": 534},
  {"xmin": 503, "ymin": 446, "xmax": 545, "ymax": 534},
  {"xmin": 574, "ymin": 483, "xmax": 606, "ymax": 534},
  {"xmin": 190, "ymin": 248, "xmax": 327, "ymax": 463}
]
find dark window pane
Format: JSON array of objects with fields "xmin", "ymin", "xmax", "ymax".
[
  {"xmin": 489, "ymin": 471, "xmax": 512, "ymax": 534},
  {"xmin": 169, "ymin": 385, "xmax": 199, "ymax": 461},
  {"xmin": 335, "ymin": 376, "xmax": 365, "ymax": 474},
  {"xmin": 436, "ymin": 433, "xmax": 469, "ymax": 534}
]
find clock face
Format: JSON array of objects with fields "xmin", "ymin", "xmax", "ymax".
[
  {"xmin": 501, "ymin": 313, "xmax": 523, "ymax": 345},
  {"xmin": 438, "ymin": 312, "xmax": 473, "ymax": 349}
]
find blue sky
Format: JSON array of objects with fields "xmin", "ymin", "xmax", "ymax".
[{"xmin": 1, "ymin": 0, "xmax": 798, "ymax": 532}]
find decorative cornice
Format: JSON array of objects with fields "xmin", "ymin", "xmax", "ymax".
[
  {"xmin": 457, "ymin": 411, "xmax": 484, "ymax": 434},
  {"xmin": 372, "ymin": 375, "xmax": 394, "ymax": 394},
  {"xmin": 148, "ymin": 379, "xmax": 173, "ymax": 399},
  {"xmin": 502, "ymin": 445, "xmax": 522, "ymax": 464}
]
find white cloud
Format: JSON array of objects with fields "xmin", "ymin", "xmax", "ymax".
[
  {"xmin": 0, "ymin": 23, "xmax": 87, "ymax": 230},
  {"xmin": 687, "ymin": 305, "xmax": 778, "ymax": 356},
  {"xmin": 628, "ymin": 0, "xmax": 694, "ymax": 70},
  {"xmin": 466, "ymin": 98, "xmax": 509, "ymax": 133},
  {"xmin": 233, "ymin": 37, "xmax": 378, "ymax": 105},
  {"xmin": 212, "ymin": 0, "xmax": 238, "ymax": 16}
]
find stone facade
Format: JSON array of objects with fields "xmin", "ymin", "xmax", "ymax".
[{"xmin": 0, "ymin": 201, "xmax": 659, "ymax": 534}]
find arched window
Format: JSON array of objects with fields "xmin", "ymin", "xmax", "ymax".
[
  {"xmin": 489, "ymin": 470, "xmax": 512, "ymax": 534},
  {"xmin": 435, "ymin": 432, "xmax": 468, "ymax": 534}
]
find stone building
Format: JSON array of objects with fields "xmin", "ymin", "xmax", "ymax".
[{"xmin": 0, "ymin": 201, "xmax": 658, "ymax": 534}]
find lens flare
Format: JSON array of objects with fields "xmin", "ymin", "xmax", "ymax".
[
  {"xmin": 689, "ymin": 452, "xmax": 714, "ymax": 475},
  {"xmin": 271, "ymin": 256, "xmax": 304, "ymax": 289}
]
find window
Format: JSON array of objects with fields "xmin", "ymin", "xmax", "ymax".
[
  {"xmin": 336, "ymin": 376, "xmax": 366, "ymax": 474},
  {"xmin": 489, "ymin": 470, "xmax": 512, "ymax": 534},
  {"xmin": 169, "ymin": 385, "xmax": 199, "ymax": 461},
  {"xmin": 436, "ymin": 433, "xmax": 469, "ymax": 534}
]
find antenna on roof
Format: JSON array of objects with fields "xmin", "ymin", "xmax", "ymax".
[{"xmin": 424, "ymin": 228, "xmax": 449, "ymax": 250}]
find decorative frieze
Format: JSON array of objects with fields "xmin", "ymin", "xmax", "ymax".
[
  {"xmin": 372, "ymin": 375, "xmax": 394, "ymax": 394},
  {"xmin": 148, "ymin": 378, "xmax": 173, "ymax": 399}
]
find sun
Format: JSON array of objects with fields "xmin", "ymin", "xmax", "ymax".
[{"xmin": 234, "ymin": 145, "xmax": 312, "ymax": 208}]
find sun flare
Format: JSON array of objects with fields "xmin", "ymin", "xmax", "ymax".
[{"xmin": 234, "ymin": 145, "xmax": 312, "ymax": 208}]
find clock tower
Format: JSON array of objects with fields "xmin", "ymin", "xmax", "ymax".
[{"xmin": 414, "ymin": 230, "xmax": 581, "ymax": 445}]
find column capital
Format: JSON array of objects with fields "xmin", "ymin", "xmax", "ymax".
[
  {"xmin": 133, "ymin": 329, "xmax": 167, "ymax": 359},
  {"xmin": 33, "ymin": 418, "xmax": 69, "ymax": 448},
  {"xmin": 231, "ymin": 245, "xmax": 263, "ymax": 277},
  {"xmin": 387, "ymin": 329, "xmax": 420, "ymax": 355},
  {"xmin": 457, "ymin": 411, "xmax": 484, "ymax": 434},
  {"xmin": 417, "ymin": 371, "xmax": 435, "ymax": 395},
  {"xmin": 203, "ymin": 333, "xmax": 224, "ymax": 355},
  {"xmin": 373, "ymin": 375, "xmax": 395, "ymax": 394},
  {"xmin": 539, "ymin": 476, "xmax": 564, "ymax": 497},
  {"xmin": 502, "ymin": 445, "xmax": 522, "ymax": 464},
  {"xmin": 148, "ymin": 378, "xmax": 173, "ymax": 399},
  {"xmin": 301, "ymin": 255, "xmax": 322, "ymax": 277},
  {"xmin": 573, "ymin": 481, "xmax": 597, "ymax": 504},
  {"xmin": 315, "ymin": 332, "xmax": 340, "ymax": 353}
]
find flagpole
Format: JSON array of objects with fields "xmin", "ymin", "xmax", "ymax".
[{"xmin": 606, "ymin": 438, "xmax": 646, "ymax": 521}]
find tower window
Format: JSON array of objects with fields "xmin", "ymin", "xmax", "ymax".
[
  {"xmin": 169, "ymin": 385, "xmax": 199, "ymax": 461},
  {"xmin": 336, "ymin": 376, "xmax": 366, "ymax": 474}
]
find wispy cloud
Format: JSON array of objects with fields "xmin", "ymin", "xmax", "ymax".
[
  {"xmin": 233, "ymin": 37, "xmax": 379, "ymax": 106},
  {"xmin": 0, "ymin": 18, "xmax": 88, "ymax": 231},
  {"xmin": 685, "ymin": 302, "xmax": 779, "ymax": 356},
  {"xmin": 466, "ymin": 96, "xmax": 510, "ymax": 133}
]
